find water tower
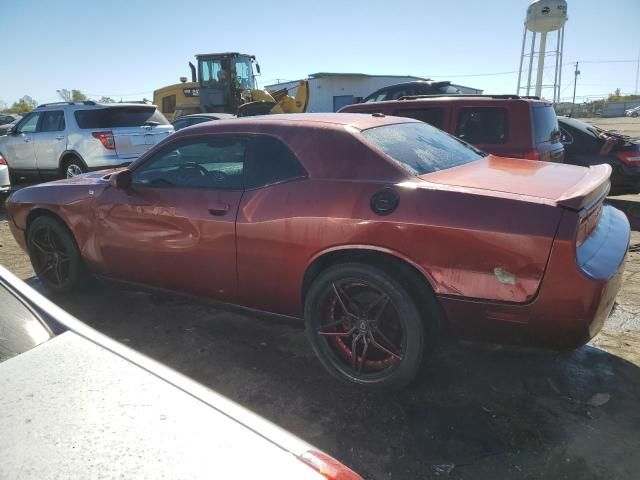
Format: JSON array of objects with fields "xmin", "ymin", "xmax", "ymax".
[{"xmin": 516, "ymin": 0, "xmax": 568, "ymax": 103}]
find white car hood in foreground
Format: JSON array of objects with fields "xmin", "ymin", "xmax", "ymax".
[{"xmin": 0, "ymin": 330, "xmax": 323, "ymax": 479}]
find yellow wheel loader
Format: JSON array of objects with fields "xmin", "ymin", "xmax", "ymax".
[{"xmin": 153, "ymin": 53, "xmax": 309, "ymax": 120}]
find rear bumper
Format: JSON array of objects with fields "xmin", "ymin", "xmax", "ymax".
[{"xmin": 440, "ymin": 205, "xmax": 630, "ymax": 350}]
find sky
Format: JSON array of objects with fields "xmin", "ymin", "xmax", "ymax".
[{"xmin": 0, "ymin": 0, "xmax": 638, "ymax": 107}]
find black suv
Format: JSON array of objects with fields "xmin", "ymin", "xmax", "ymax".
[{"xmin": 363, "ymin": 81, "xmax": 461, "ymax": 103}]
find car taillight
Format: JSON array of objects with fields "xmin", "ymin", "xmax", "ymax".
[
  {"xmin": 298, "ymin": 451, "xmax": 363, "ymax": 480},
  {"xmin": 92, "ymin": 131, "xmax": 115, "ymax": 150},
  {"xmin": 523, "ymin": 149, "xmax": 539, "ymax": 160},
  {"xmin": 576, "ymin": 204, "xmax": 603, "ymax": 247},
  {"xmin": 617, "ymin": 150, "xmax": 640, "ymax": 166},
  {"xmin": 0, "ymin": 153, "xmax": 6, "ymax": 166}
]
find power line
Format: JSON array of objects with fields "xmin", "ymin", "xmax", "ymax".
[{"xmin": 426, "ymin": 59, "xmax": 638, "ymax": 79}]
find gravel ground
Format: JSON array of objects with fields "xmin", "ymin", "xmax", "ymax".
[
  {"xmin": 583, "ymin": 116, "xmax": 640, "ymax": 138},
  {"xmin": 1, "ymin": 116, "xmax": 639, "ymax": 479}
]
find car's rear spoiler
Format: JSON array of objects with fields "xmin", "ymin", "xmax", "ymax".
[{"xmin": 556, "ymin": 164, "xmax": 611, "ymax": 211}]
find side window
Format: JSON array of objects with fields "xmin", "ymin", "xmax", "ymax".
[
  {"xmin": 16, "ymin": 112, "xmax": 41, "ymax": 134},
  {"xmin": 39, "ymin": 111, "xmax": 66, "ymax": 132},
  {"xmin": 393, "ymin": 108, "xmax": 445, "ymax": 129},
  {"xmin": 390, "ymin": 88, "xmax": 408, "ymax": 100},
  {"xmin": 245, "ymin": 136, "xmax": 306, "ymax": 189},
  {"xmin": 456, "ymin": 108, "xmax": 508, "ymax": 144},
  {"xmin": 171, "ymin": 119, "xmax": 188, "ymax": 131},
  {"xmin": 132, "ymin": 136, "xmax": 245, "ymax": 190},
  {"xmin": 161, "ymin": 95, "xmax": 176, "ymax": 114},
  {"xmin": 188, "ymin": 117, "xmax": 210, "ymax": 126}
]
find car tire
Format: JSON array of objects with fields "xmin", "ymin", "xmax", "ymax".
[
  {"xmin": 27, "ymin": 216, "xmax": 86, "ymax": 294},
  {"xmin": 62, "ymin": 157, "xmax": 87, "ymax": 179},
  {"xmin": 633, "ymin": 112, "xmax": 639, "ymax": 118},
  {"xmin": 305, "ymin": 262, "xmax": 429, "ymax": 388}
]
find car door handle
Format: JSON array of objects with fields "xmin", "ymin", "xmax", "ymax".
[
  {"xmin": 55, "ymin": 135, "xmax": 64, "ymax": 140},
  {"xmin": 208, "ymin": 204, "xmax": 230, "ymax": 216}
]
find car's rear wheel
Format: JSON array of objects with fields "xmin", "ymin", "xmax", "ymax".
[
  {"xmin": 305, "ymin": 263, "xmax": 427, "ymax": 388},
  {"xmin": 27, "ymin": 216, "xmax": 85, "ymax": 294},
  {"xmin": 63, "ymin": 157, "xmax": 86, "ymax": 178}
]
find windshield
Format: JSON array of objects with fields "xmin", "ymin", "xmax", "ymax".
[
  {"xmin": 362, "ymin": 121, "xmax": 486, "ymax": 175},
  {"xmin": 200, "ymin": 58, "xmax": 228, "ymax": 88},
  {"xmin": 234, "ymin": 57, "xmax": 256, "ymax": 90}
]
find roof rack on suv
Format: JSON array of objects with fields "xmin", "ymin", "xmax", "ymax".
[
  {"xmin": 36, "ymin": 100, "xmax": 97, "ymax": 108},
  {"xmin": 397, "ymin": 94, "xmax": 541, "ymax": 101}
]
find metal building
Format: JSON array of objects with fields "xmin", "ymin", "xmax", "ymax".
[{"xmin": 265, "ymin": 73, "xmax": 483, "ymax": 112}]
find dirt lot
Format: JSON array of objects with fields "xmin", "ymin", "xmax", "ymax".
[
  {"xmin": 583, "ymin": 116, "xmax": 640, "ymax": 138},
  {"xmin": 1, "ymin": 117, "xmax": 640, "ymax": 479}
]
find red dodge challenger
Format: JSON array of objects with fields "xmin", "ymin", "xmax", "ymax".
[{"xmin": 6, "ymin": 113, "xmax": 630, "ymax": 388}]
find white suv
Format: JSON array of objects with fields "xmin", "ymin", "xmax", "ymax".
[{"xmin": 0, "ymin": 102, "xmax": 174, "ymax": 180}]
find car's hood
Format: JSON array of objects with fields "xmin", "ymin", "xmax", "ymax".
[
  {"xmin": 419, "ymin": 155, "xmax": 611, "ymax": 210},
  {"xmin": 7, "ymin": 168, "xmax": 125, "ymax": 207}
]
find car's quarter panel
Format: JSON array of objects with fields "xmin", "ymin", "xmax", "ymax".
[
  {"xmin": 439, "ymin": 205, "xmax": 629, "ymax": 349},
  {"xmin": 236, "ymin": 177, "xmax": 562, "ymax": 316},
  {"xmin": 93, "ymin": 185, "xmax": 242, "ymax": 301}
]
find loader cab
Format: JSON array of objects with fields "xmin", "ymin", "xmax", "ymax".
[{"xmin": 196, "ymin": 53, "xmax": 259, "ymax": 114}]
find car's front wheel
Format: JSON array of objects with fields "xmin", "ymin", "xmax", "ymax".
[
  {"xmin": 27, "ymin": 216, "xmax": 85, "ymax": 293},
  {"xmin": 305, "ymin": 263, "xmax": 429, "ymax": 388}
]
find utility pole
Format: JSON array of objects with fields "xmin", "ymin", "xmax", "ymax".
[
  {"xmin": 635, "ymin": 47, "xmax": 639, "ymax": 95},
  {"xmin": 571, "ymin": 61, "xmax": 580, "ymax": 116}
]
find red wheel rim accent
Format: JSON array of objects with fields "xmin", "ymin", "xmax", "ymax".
[{"xmin": 317, "ymin": 280, "xmax": 404, "ymax": 374}]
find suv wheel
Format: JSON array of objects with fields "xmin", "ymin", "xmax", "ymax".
[{"xmin": 63, "ymin": 157, "xmax": 87, "ymax": 178}]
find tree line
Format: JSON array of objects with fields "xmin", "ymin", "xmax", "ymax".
[{"xmin": 1, "ymin": 89, "xmax": 118, "ymax": 114}]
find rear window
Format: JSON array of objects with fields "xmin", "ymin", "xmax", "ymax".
[
  {"xmin": 456, "ymin": 107, "xmax": 508, "ymax": 144},
  {"xmin": 362, "ymin": 122, "xmax": 485, "ymax": 175},
  {"xmin": 74, "ymin": 107, "xmax": 169, "ymax": 129},
  {"xmin": 392, "ymin": 108, "xmax": 445, "ymax": 129},
  {"xmin": 533, "ymin": 106, "xmax": 560, "ymax": 144}
]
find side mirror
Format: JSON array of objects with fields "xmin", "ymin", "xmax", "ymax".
[
  {"xmin": 8, "ymin": 126, "xmax": 17, "ymax": 135},
  {"xmin": 109, "ymin": 169, "xmax": 132, "ymax": 189},
  {"xmin": 255, "ymin": 63, "xmax": 261, "ymax": 75}
]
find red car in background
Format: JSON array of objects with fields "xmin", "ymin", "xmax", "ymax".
[
  {"xmin": 6, "ymin": 113, "xmax": 629, "ymax": 388},
  {"xmin": 340, "ymin": 95, "xmax": 565, "ymax": 163}
]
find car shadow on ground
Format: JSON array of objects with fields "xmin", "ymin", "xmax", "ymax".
[{"xmin": 34, "ymin": 279, "xmax": 640, "ymax": 480}]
